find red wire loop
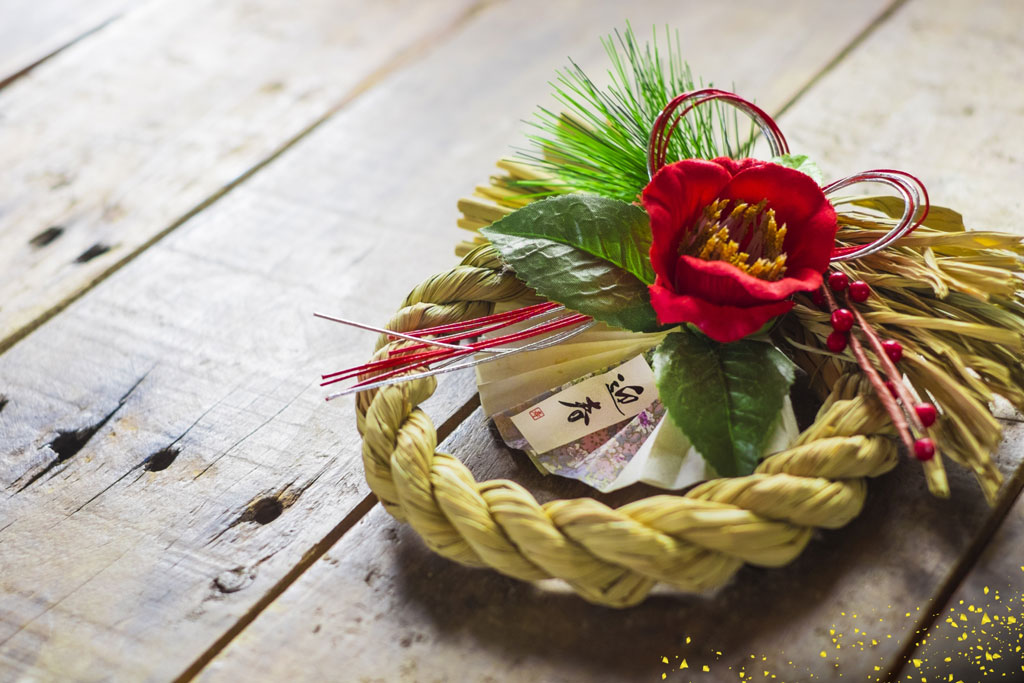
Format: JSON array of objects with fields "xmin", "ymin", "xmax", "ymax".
[
  {"xmin": 648, "ymin": 90, "xmax": 930, "ymax": 263},
  {"xmin": 823, "ymin": 169, "xmax": 930, "ymax": 262},
  {"xmin": 647, "ymin": 88, "xmax": 790, "ymax": 177}
]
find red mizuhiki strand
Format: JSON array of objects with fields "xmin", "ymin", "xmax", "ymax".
[
  {"xmin": 319, "ymin": 308, "xmax": 575, "ymax": 384},
  {"xmin": 385, "ymin": 302, "xmax": 564, "ymax": 357},
  {"xmin": 647, "ymin": 88, "xmax": 789, "ymax": 178},
  {"xmin": 318, "ymin": 302, "xmax": 563, "ymax": 380},
  {"xmin": 647, "ymin": 89, "xmax": 937, "ymax": 264},
  {"xmin": 645, "ymin": 90, "xmax": 932, "ymax": 264},
  {"xmin": 318, "ymin": 305, "xmax": 594, "ymax": 398},
  {"xmin": 820, "ymin": 275, "xmax": 937, "ymax": 461},
  {"xmin": 393, "ymin": 301, "xmax": 561, "ymax": 338},
  {"xmin": 820, "ymin": 283, "xmax": 916, "ymax": 453},
  {"xmin": 322, "ymin": 318, "xmax": 595, "ymax": 400},
  {"xmin": 322, "ymin": 312, "xmax": 590, "ymax": 389},
  {"xmin": 318, "ymin": 303, "xmax": 564, "ymax": 370},
  {"xmin": 326, "ymin": 90, "xmax": 936, "ymax": 405},
  {"xmin": 823, "ymin": 169, "xmax": 930, "ymax": 262},
  {"xmin": 845, "ymin": 299, "xmax": 932, "ymax": 438}
]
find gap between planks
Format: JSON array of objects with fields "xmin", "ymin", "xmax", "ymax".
[
  {"xmin": 0, "ymin": 0, "xmax": 497, "ymax": 357},
  {"xmin": 0, "ymin": 0, "xmax": 142, "ymax": 92},
  {"xmin": 171, "ymin": 391, "xmax": 480, "ymax": 683},
  {"xmin": 881, "ymin": 462, "xmax": 1024, "ymax": 681},
  {"xmin": 0, "ymin": 13, "xmax": 123, "ymax": 91},
  {"xmin": 168, "ymin": 0, "xmax": 922, "ymax": 678},
  {"xmin": 772, "ymin": 0, "xmax": 909, "ymax": 120}
]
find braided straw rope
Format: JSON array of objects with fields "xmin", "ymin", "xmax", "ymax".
[{"xmin": 356, "ymin": 245, "xmax": 901, "ymax": 607}]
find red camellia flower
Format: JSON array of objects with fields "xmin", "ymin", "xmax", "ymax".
[{"xmin": 642, "ymin": 157, "xmax": 838, "ymax": 342}]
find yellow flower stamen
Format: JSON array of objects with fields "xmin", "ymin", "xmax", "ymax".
[{"xmin": 680, "ymin": 198, "xmax": 788, "ymax": 281}]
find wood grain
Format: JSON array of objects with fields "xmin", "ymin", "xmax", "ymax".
[
  {"xmin": 0, "ymin": 0, "xmax": 897, "ymax": 679},
  {"xmin": 0, "ymin": 0, "xmax": 136, "ymax": 89},
  {"xmin": 0, "ymin": 0, "xmax": 483, "ymax": 355},
  {"xmin": 782, "ymin": 0, "xmax": 1024, "ymax": 232},
  {"xmin": 894, "ymin": 469, "xmax": 1024, "ymax": 681},
  {"xmin": 196, "ymin": 410, "xmax": 1024, "ymax": 683},
  {"xmin": 193, "ymin": 0, "xmax": 1024, "ymax": 681}
]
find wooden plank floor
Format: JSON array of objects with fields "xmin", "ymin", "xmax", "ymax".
[
  {"xmin": 1, "ymin": 0, "xmax": 1022, "ymax": 681},
  {"xmin": 0, "ymin": 0, "xmax": 138, "ymax": 89},
  {"xmin": 0, "ymin": 0, "xmax": 484, "ymax": 356}
]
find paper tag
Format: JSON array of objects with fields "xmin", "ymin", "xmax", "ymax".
[{"xmin": 509, "ymin": 354, "xmax": 657, "ymax": 454}]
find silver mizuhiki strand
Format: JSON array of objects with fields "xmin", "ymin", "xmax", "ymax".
[{"xmin": 323, "ymin": 317, "xmax": 595, "ymax": 400}]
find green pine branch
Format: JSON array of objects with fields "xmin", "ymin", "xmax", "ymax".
[{"xmin": 518, "ymin": 24, "xmax": 755, "ymax": 202}]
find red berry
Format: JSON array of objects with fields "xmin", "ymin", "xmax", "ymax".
[
  {"xmin": 828, "ymin": 271, "xmax": 849, "ymax": 292},
  {"xmin": 882, "ymin": 339, "xmax": 903, "ymax": 363},
  {"xmin": 811, "ymin": 289, "xmax": 826, "ymax": 307},
  {"xmin": 913, "ymin": 438, "xmax": 936, "ymax": 461},
  {"xmin": 831, "ymin": 308, "xmax": 855, "ymax": 332},
  {"xmin": 915, "ymin": 403, "xmax": 938, "ymax": 427},
  {"xmin": 885, "ymin": 380, "xmax": 900, "ymax": 398},
  {"xmin": 849, "ymin": 280, "xmax": 871, "ymax": 302},
  {"xmin": 826, "ymin": 331, "xmax": 848, "ymax": 352}
]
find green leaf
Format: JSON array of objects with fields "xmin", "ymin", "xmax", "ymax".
[
  {"xmin": 770, "ymin": 154, "xmax": 823, "ymax": 185},
  {"xmin": 483, "ymin": 193, "xmax": 655, "ymax": 283},
  {"xmin": 653, "ymin": 329, "xmax": 795, "ymax": 477},
  {"xmin": 480, "ymin": 236, "xmax": 659, "ymax": 333},
  {"xmin": 481, "ymin": 194, "xmax": 660, "ymax": 332}
]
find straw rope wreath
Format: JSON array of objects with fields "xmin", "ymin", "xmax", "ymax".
[
  {"xmin": 355, "ymin": 244, "xmax": 899, "ymax": 608},
  {"xmin": 333, "ymin": 40, "xmax": 1017, "ymax": 608}
]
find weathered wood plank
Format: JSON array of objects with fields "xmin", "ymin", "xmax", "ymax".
[
  {"xmin": 195, "ymin": 409, "xmax": 1024, "ymax": 683},
  {"xmin": 0, "ymin": 0, "xmax": 136, "ymax": 89},
  {"xmin": 782, "ymin": 0, "xmax": 1024, "ymax": 232},
  {"xmin": 0, "ymin": 0, "xmax": 487, "ymax": 488},
  {"xmin": 193, "ymin": 0, "xmax": 1024, "ymax": 681},
  {"xmin": 0, "ymin": 0, "xmax": 483, "ymax": 355},
  {"xmin": 895, "ymin": 471, "xmax": 1024, "ymax": 681},
  {"xmin": 0, "ymin": 0, "xmax": 897, "ymax": 680}
]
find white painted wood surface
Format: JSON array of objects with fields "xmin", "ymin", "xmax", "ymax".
[
  {"xmin": 782, "ymin": 0, "xmax": 1024, "ymax": 233},
  {"xmin": 0, "ymin": 0, "xmax": 137, "ymax": 87},
  {"xmin": 2, "ymin": 0, "xmax": 1023, "ymax": 681}
]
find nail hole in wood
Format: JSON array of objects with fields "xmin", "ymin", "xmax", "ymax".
[
  {"xmin": 17, "ymin": 401, "xmax": 125, "ymax": 492},
  {"xmin": 74, "ymin": 242, "xmax": 111, "ymax": 263},
  {"xmin": 50, "ymin": 426, "xmax": 99, "ymax": 463},
  {"xmin": 16, "ymin": 425, "xmax": 96, "ymax": 492},
  {"xmin": 29, "ymin": 226, "xmax": 64, "ymax": 248},
  {"xmin": 144, "ymin": 447, "xmax": 180, "ymax": 472},
  {"xmin": 245, "ymin": 497, "xmax": 283, "ymax": 525}
]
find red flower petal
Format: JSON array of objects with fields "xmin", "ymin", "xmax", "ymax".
[
  {"xmin": 672, "ymin": 255, "xmax": 822, "ymax": 305},
  {"xmin": 642, "ymin": 160, "xmax": 731, "ymax": 282},
  {"xmin": 649, "ymin": 282, "xmax": 794, "ymax": 342},
  {"xmin": 709, "ymin": 156, "xmax": 766, "ymax": 176},
  {"xmin": 719, "ymin": 164, "xmax": 837, "ymax": 273},
  {"xmin": 643, "ymin": 157, "xmax": 836, "ymax": 343}
]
